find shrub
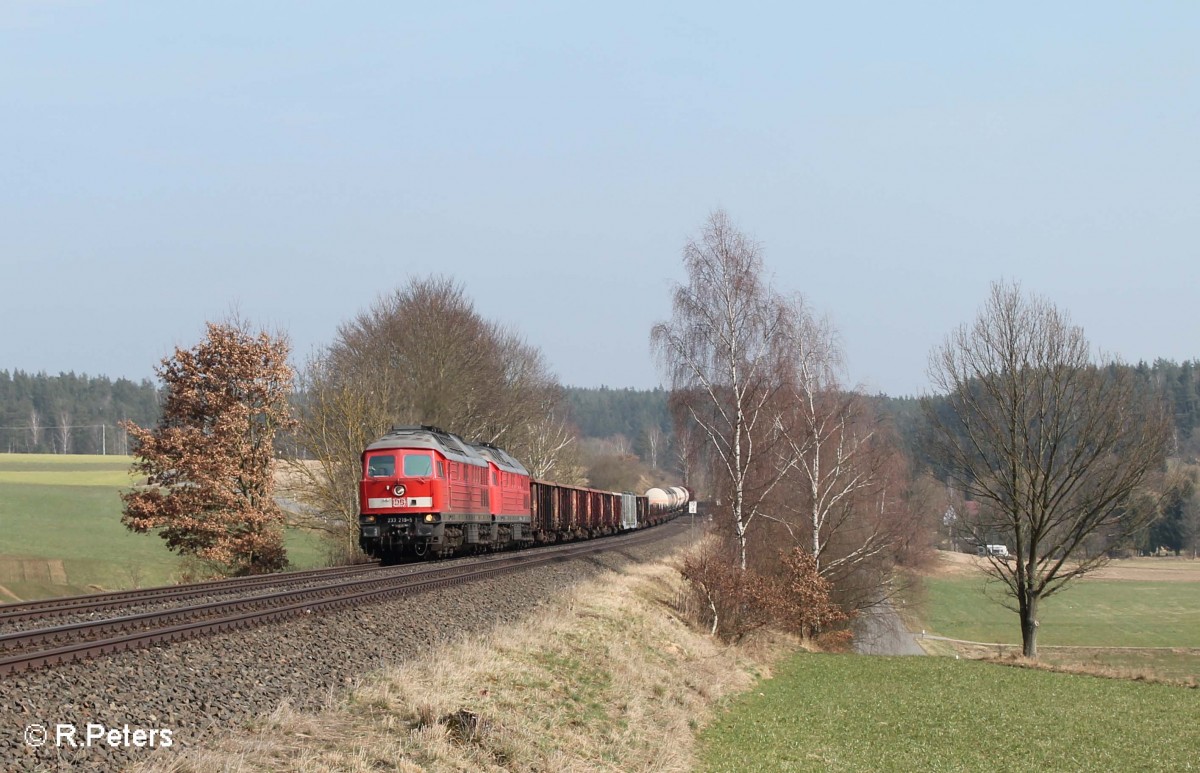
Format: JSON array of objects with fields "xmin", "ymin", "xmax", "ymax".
[{"xmin": 679, "ymin": 541, "xmax": 848, "ymax": 643}]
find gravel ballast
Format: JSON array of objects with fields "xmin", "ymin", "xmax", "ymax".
[{"xmin": 1, "ymin": 520, "xmax": 699, "ymax": 772}]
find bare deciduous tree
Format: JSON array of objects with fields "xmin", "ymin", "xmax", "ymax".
[
  {"xmin": 670, "ymin": 417, "xmax": 711, "ymax": 497},
  {"xmin": 290, "ymin": 276, "xmax": 576, "ymax": 557},
  {"xmin": 520, "ymin": 389, "xmax": 581, "ymax": 481},
  {"xmin": 926, "ymin": 281, "xmax": 1171, "ymax": 657},
  {"xmin": 644, "ymin": 424, "xmax": 666, "ymax": 469},
  {"xmin": 28, "ymin": 408, "xmax": 41, "ymax": 449},
  {"xmin": 769, "ymin": 302, "xmax": 867, "ymax": 569},
  {"xmin": 57, "ymin": 410, "xmax": 71, "ymax": 454},
  {"xmin": 286, "ymin": 354, "xmax": 391, "ymax": 560},
  {"xmin": 780, "ymin": 393, "xmax": 908, "ymax": 582},
  {"xmin": 652, "ymin": 210, "xmax": 794, "ymax": 570},
  {"xmin": 749, "ymin": 299, "xmax": 920, "ymax": 611},
  {"xmin": 658, "ymin": 213, "xmax": 927, "ymax": 642}
]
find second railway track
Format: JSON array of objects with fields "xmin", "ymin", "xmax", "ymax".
[
  {"xmin": 0, "ymin": 524, "xmax": 676, "ymax": 677},
  {"xmin": 0, "ymin": 561, "xmax": 385, "ymax": 625}
]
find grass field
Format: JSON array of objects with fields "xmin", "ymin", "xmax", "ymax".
[
  {"xmin": 912, "ymin": 553, "xmax": 1200, "ymax": 681},
  {"xmin": 698, "ymin": 654, "xmax": 1200, "ymax": 772},
  {"xmin": 0, "ymin": 454, "xmax": 332, "ymax": 601},
  {"xmin": 924, "ymin": 574, "xmax": 1200, "ymax": 648}
]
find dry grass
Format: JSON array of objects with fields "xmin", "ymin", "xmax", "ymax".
[
  {"xmin": 272, "ymin": 459, "xmax": 323, "ymax": 497},
  {"xmin": 978, "ymin": 650, "xmax": 1200, "ymax": 689},
  {"xmin": 925, "ymin": 549, "xmax": 1200, "ymax": 583},
  {"xmin": 1088, "ymin": 556, "xmax": 1200, "ymax": 582},
  {"xmin": 922, "ymin": 549, "xmax": 989, "ymax": 577},
  {"xmin": 138, "ymin": 547, "xmax": 798, "ymax": 772}
]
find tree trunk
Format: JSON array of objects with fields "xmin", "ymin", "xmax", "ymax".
[
  {"xmin": 1019, "ymin": 591, "xmax": 1040, "ymax": 658},
  {"xmin": 736, "ymin": 518, "xmax": 748, "ymax": 571}
]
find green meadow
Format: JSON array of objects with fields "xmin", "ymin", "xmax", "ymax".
[
  {"xmin": 699, "ymin": 654, "xmax": 1199, "ymax": 772},
  {"xmin": 0, "ymin": 454, "xmax": 331, "ymax": 601},
  {"xmin": 923, "ymin": 574, "xmax": 1200, "ymax": 648},
  {"xmin": 698, "ymin": 555, "xmax": 1199, "ymax": 771},
  {"xmin": 918, "ymin": 569, "xmax": 1200, "ymax": 680}
]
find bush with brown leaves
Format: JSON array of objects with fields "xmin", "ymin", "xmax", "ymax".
[{"xmin": 679, "ymin": 541, "xmax": 848, "ymax": 643}]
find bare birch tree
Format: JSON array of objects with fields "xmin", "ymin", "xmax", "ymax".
[
  {"xmin": 652, "ymin": 210, "xmax": 794, "ymax": 570},
  {"xmin": 644, "ymin": 424, "xmax": 666, "ymax": 469},
  {"xmin": 761, "ymin": 298, "xmax": 917, "ymax": 608},
  {"xmin": 57, "ymin": 410, "xmax": 72, "ymax": 454},
  {"xmin": 926, "ymin": 281, "xmax": 1171, "ymax": 657},
  {"xmin": 670, "ymin": 417, "xmax": 712, "ymax": 497},
  {"xmin": 29, "ymin": 408, "xmax": 41, "ymax": 450}
]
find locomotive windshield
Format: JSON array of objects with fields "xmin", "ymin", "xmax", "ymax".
[
  {"xmin": 403, "ymin": 454, "xmax": 434, "ymax": 477},
  {"xmin": 367, "ymin": 454, "xmax": 395, "ymax": 477}
]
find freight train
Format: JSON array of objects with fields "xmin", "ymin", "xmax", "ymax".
[{"xmin": 357, "ymin": 425, "xmax": 689, "ymax": 560}]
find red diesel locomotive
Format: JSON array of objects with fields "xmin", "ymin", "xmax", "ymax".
[{"xmin": 357, "ymin": 425, "xmax": 687, "ymax": 560}]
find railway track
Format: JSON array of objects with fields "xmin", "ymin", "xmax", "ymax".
[
  {"xmin": 0, "ymin": 561, "xmax": 384, "ymax": 624},
  {"xmin": 0, "ymin": 524, "xmax": 675, "ymax": 677}
]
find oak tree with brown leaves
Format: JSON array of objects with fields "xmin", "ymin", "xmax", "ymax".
[{"xmin": 121, "ymin": 322, "xmax": 295, "ymax": 576}]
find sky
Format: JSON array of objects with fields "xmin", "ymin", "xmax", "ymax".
[{"xmin": 2, "ymin": 2, "xmax": 1197, "ymax": 396}]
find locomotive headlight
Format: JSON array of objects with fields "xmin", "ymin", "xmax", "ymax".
[
  {"xmin": 424, "ymin": 514, "xmax": 435, "ymax": 523},
  {"xmin": 362, "ymin": 515, "xmax": 376, "ymax": 523}
]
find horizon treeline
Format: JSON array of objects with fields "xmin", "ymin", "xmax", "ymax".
[
  {"xmin": 564, "ymin": 386, "xmax": 673, "ymax": 460},
  {"xmin": 878, "ymin": 357, "xmax": 1200, "ymax": 477},
  {"xmin": 4, "ymin": 359, "xmax": 1199, "ymax": 467},
  {"xmin": 0, "ymin": 370, "xmax": 160, "ymax": 455}
]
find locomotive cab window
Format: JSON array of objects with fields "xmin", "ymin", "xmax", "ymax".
[
  {"xmin": 403, "ymin": 454, "xmax": 434, "ymax": 477},
  {"xmin": 437, "ymin": 461, "xmax": 445, "ymax": 478},
  {"xmin": 367, "ymin": 455, "xmax": 395, "ymax": 478}
]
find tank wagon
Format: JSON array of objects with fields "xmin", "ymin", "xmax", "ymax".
[
  {"xmin": 646, "ymin": 486, "xmax": 690, "ymax": 512},
  {"xmin": 358, "ymin": 425, "xmax": 687, "ymax": 560}
]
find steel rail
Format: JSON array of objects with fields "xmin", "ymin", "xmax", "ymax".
[
  {"xmin": 0, "ymin": 562, "xmax": 384, "ymax": 622},
  {"xmin": 0, "ymin": 545, "xmax": 583, "ymax": 653},
  {"xmin": 0, "ymin": 523, "xmax": 680, "ymax": 676},
  {"xmin": 1, "ymin": 517, "xmax": 683, "ymax": 625}
]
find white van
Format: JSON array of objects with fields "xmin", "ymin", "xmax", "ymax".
[{"xmin": 976, "ymin": 544, "xmax": 1010, "ymax": 557}]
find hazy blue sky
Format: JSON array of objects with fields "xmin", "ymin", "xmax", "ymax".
[{"xmin": 2, "ymin": 2, "xmax": 1196, "ymax": 395}]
